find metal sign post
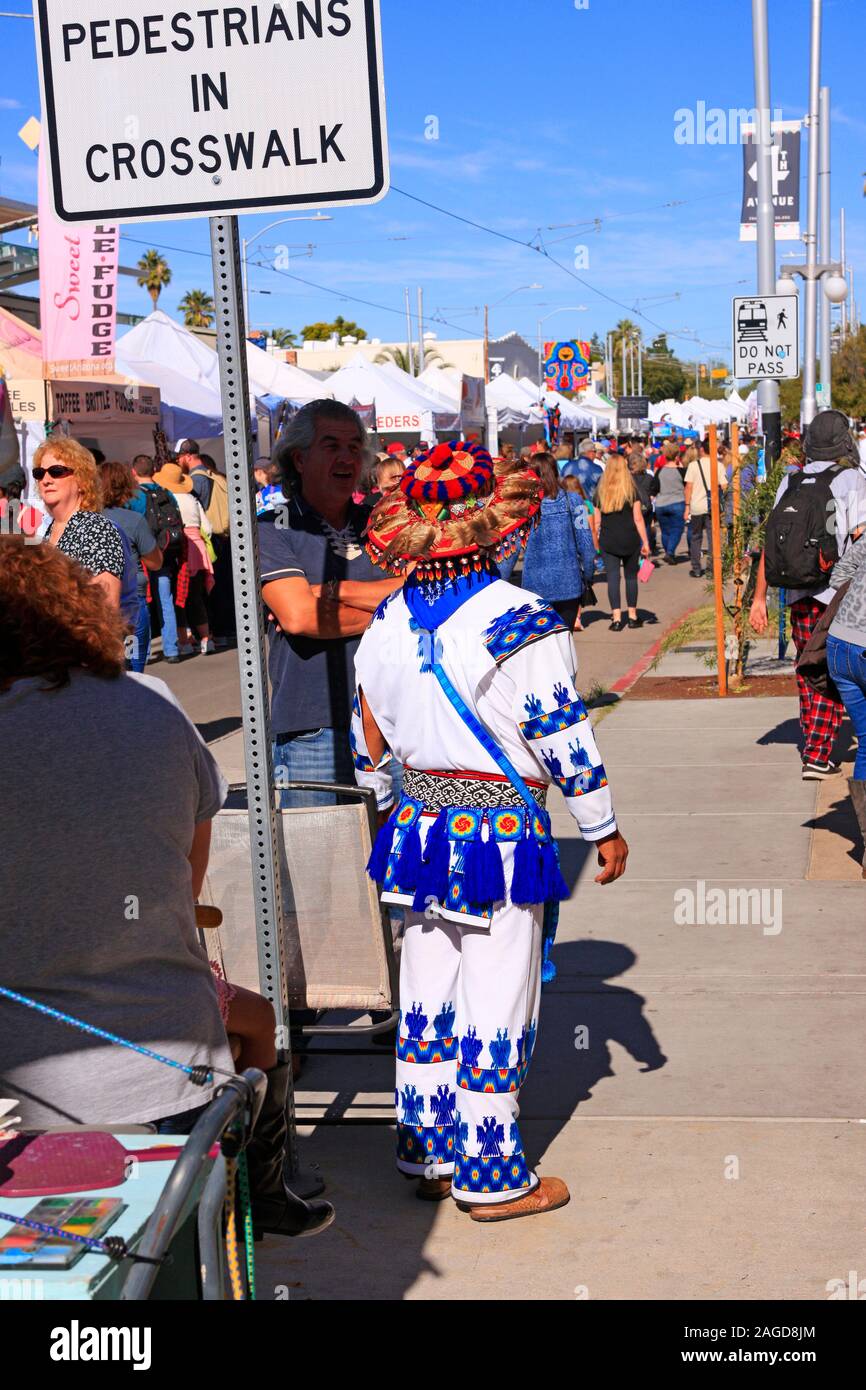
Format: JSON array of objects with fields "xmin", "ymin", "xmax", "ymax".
[{"xmin": 208, "ymin": 215, "xmax": 316, "ymax": 1186}]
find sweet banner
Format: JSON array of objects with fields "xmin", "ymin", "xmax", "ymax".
[{"xmin": 38, "ymin": 142, "xmax": 120, "ymax": 377}]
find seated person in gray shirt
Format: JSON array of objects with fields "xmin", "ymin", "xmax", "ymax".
[
  {"xmin": 258, "ymin": 401, "xmax": 404, "ymax": 809},
  {"xmin": 0, "ymin": 537, "xmax": 332, "ymax": 1238}
]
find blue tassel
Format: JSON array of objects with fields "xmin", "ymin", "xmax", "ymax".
[
  {"xmin": 412, "ymin": 810, "xmax": 450, "ymax": 911},
  {"xmin": 538, "ymin": 840, "xmax": 570, "ymax": 901},
  {"xmin": 541, "ymin": 936, "xmax": 557, "ymax": 985},
  {"xmin": 512, "ymin": 831, "xmax": 544, "ymax": 906},
  {"xmin": 463, "ymin": 823, "xmax": 506, "ymax": 906},
  {"xmin": 541, "ymin": 902, "xmax": 559, "ymax": 987},
  {"xmin": 366, "ymin": 813, "xmax": 397, "ymax": 882},
  {"xmin": 397, "ymin": 820, "xmax": 423, "ymax": 892}
]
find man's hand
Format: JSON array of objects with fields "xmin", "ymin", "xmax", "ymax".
[
  {"xmin": 749, "ymin": 597, "xmax": 768, "ymax": 635},
  {"xmin": 594, "ymin": 830, "xmax": 628, "ymax": 884}
]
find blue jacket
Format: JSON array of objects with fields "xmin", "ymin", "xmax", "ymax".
[
  {"xmin": 561, "ymin": 455, "xmax": 603, "ymax": 497},
  {"xmin": 521, "ymin": 491, "xmax": 597, "ymax": 602}
]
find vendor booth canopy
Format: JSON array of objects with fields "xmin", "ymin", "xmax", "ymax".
[{"xmin": 321, "ymin": 353, "xmax": 461, "ymax": 435}]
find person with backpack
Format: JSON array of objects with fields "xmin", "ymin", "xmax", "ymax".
[
  {"xmin": 99, "ymin": 461, "xmax": 163, "ymax": 672},
  {"xmin": 750, "ymin": 410, "xmax": 866, "ymax": 780},
  {"xmin": 131, "ymin": 454, "xmax": 184, "ymax": 664},
  {"xmin": 153, "ymin": 461, "xmax": 215, "ymax": 658}
]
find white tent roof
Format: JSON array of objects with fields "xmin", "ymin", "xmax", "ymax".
[
  {"xmin": 374, "ymin": 358, "xmax": 458, "ymax": 412},
  {"xmin": 322, "ymin": 353, "xmax": 460, "ymax": 433},
  {"xmin": 246, "ymin": 344, "xmax": 325, "ymax": 402},
  {"xmin": 116, "ymin": 310, "xmax": 226, "ymax": 439},
  {"xmin": 516, "ymin": 378, "xmax": 597, "ymax": 430},
  {"xmin": 485, "ymin": 373, "xmax": 535, "ymax": 424}
]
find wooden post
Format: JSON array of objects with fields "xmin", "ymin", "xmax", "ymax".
[
  {"xmin": 730, "ymin": 422, "xmax": 744, "ymax": 680},
  {"xmin": 709, "ymin": 423, "xmax": 728, "ymax": 697}
]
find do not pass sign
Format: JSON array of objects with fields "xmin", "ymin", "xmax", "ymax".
[
  {"xmin": 34, "ymin": 0, "xmax": 389, "ymax": 223},
  {"xmin": 732, "ymin": 293, "xmax": 799, "ymax": 380}
]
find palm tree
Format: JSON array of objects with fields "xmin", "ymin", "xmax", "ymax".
[
  {"xmin": 271, "ymin": 327, "xmax": 297, "ymax": 349},
  {"xmin": 375, "ymin": 344, "xmax": 453, "ymax": 374},
  {"xmin": 179, "ymin": 289, "xmax": 216, "ymax": 329},
  {"xmin": 136, "ymin": 250, "xmax": 172, "ymax": 309}
]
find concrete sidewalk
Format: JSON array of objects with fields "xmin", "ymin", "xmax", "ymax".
[{"xmin": 249, "ymin": 692, "xmax": 866, "ymax": 1301}]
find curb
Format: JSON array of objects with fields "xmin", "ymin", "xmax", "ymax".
[{"xmin": 609, "ymin": 604, "xmax": 702, "ymax": 698}]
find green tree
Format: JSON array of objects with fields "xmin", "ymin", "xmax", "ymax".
[
  {"xmin": 831, "ymin": 326, "xmax": 866, "ymax": 418},
  {"xmin": 136, "ymin": 249, "xmax": 172, "ymax": 309},
  {"xmin": 301, "ymin": 316, "xmax": 367, "ymax": 342},
  {"xmin": 179, "ymin": 289, "xmax": 216, "ymax": 329},
  {"xmin": 642, "ymin": 352, "xmax": 687, "ymax": 402},
  {"xmin": 647, "ymin": 332, "xmax": 675, "ymax": 359},
  {"xmin": 271, "ymin": 327, "xmax": 298, "ymax": 349},
  {"xmin": 589, "ymin": 332, "xmax": 605, "ymax": 362}
]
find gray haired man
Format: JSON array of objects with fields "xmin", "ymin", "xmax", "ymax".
[{"xmin": 257, "ymin": 400, "xmax": 404, "ymax": 806}]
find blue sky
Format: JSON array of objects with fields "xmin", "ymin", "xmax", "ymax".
[{"xmin": 2, "ymin": 0, "xmax": 865, "ymax": 367}]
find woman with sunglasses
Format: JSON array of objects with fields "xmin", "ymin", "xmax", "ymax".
[{"xmin": 33, "ymin": 437, "xmax": 125, "ymax": 608}]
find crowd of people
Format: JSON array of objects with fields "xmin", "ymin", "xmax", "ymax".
[{"xmin": 4, "ymin": 398, "xmax": 866, "ymax": 1240}]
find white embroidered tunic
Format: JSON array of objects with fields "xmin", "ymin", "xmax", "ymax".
[{"xmin": 352, "ymin": 578, "xmax": 616, "ymax": 928}]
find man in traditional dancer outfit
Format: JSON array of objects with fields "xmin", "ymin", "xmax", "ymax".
[{"xmin": 351, "ymin": 441, "xmax": 628, "ymax": 1221}]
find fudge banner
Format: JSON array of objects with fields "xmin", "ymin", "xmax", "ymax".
[
  {"xmin": 38, "ymin": 142, "xmax": 119, "ymax": 376},
  {"xmin": 35, "ymin": 1, "xmax": 389, "ymax": 222}
]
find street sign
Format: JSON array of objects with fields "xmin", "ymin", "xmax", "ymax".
[
  {"xmin": 732, "ymin": 294, "xmax": 799, "ymax": 380},
  {"xmin": 740, "ymin": 121, "xmax": 802, "ymax": 243},
  {"xmin": 617, "ymin": 395, "xmax": 650, "ymax": 423},
  {"xmin": 33, "ymin": 0, "xmax": 389, "ymax": 223}
]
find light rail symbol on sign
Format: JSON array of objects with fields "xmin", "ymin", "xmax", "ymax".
[
  {"xmin": 732, "ymin": 293, "xmax": 799, "ymax": 380},
  {"xmin": 33, "ymin": 0, "xmax": 389, "ymax": 223}
]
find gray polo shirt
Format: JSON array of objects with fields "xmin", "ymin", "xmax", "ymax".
[{"xmin": 257, "ymin": 495, "xmax": 381, "ymax": 735}]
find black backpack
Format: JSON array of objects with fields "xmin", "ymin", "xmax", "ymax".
[
  {"xmin": 763, "ymin": 465, "xmax": 843, "ymax": 589},
  {"xmin": 143, "ymin": 485, "xmax": 184, "ymax": 559}
]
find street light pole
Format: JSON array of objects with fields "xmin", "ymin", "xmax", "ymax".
[
  {"xmin": 752, "ymin": 0, "xmax": 782, "ymax": 466},
  {"xmin": 818, "ymin": 84, "xmax": 832, "ymax": 405},
  {"xmin": 801, "ymin": 0, "xmax": 822, "ymax": 427},
  {"xmin": 242, "ymin": 212, "xmax": 332, "ymax": 330},
  {"xmin": 840, "ymin": 207, "xmax": 848, "ymax": 338}
]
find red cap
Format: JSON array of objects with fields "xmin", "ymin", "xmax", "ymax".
[{"xmin": 386, "ymin": 441, "xmax": 407, "ymax": 456}]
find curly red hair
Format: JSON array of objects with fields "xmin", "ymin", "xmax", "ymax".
[{"xmin": 0, "ymin": 536, "xmax": 126, "ymax": 689}]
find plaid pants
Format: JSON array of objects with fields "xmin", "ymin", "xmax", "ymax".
[{"xmin": 790, "ymin": 598, "xmax": 844, "ymax": 764}]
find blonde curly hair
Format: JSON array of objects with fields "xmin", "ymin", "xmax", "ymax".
[{"xmin": 33, "ymin": 437, "xmax": 103, "ymax": 513}]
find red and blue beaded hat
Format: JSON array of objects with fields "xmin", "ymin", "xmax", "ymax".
[{"xmin": 366, "ymin": 439, "xmax": 541, "ymax": 580}]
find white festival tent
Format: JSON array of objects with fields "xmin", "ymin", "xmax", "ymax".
[
  {"xmin": 573, "ymin": 387, "xmax": 618, "ymax": 429},
  {"xmin": 116, "ymin": 310, "xmax": 227, "ymax": 441},
  {"xmin": 116, "ymin": 310, "xmax": 324, "ymax": 445},
  {"xmin": 374, "ymin": 359, "xmax": 461, "ymax": 416},
  {"xmin": 485, "ymin": 372, "xmax": 539, "ymax": 427},
  {"xmin": 515, "ymin": 377, "xmax": 599, "ymax": 432},
  {"xmin": 321, "ymin": 353, "xmax": 460, "ymax": 435}
]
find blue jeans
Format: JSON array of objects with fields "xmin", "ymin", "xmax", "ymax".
[
  {"xmin": 827, "ymin": 635, "xmax": 866, "ymax": 778},
  {"xmin": 129, "ymin": 594, "xmax": 151, "ymax": 673},
  {"xmin": 156, "ymin": 570, "xmax": 179, "ymax": 659},
  {"xmin": 273, "ymin": 726, "xmax": 356, "ymax": 808},
  {"xmin": 655, "ymin": 501, "xmax": 686, "ymax": 557}
]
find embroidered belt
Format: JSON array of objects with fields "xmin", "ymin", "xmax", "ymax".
[{"xmin": 402, "ymin": 766, "xmax": 548, "ymax": 812}]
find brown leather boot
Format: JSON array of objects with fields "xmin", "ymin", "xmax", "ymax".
[{"xmin": 464, "ymin": 1176, "xmax": 570, "ymax": 1222}]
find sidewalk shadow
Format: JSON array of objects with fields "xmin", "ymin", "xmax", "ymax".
[
  {"xmin": 756, "ymin": 716, "xmax": 801, "ymax": 747},
  {"xmin": 521, "ymin": 939, "xmax": 667, "ymax": 1167},
  {"xmin": 804, "ymin": 787, "xmax": 863, "ymax": 868}
]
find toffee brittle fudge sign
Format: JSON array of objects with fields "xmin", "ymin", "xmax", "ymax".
[{"xmin": 34, "ymin": 0, "xmax": 389, "ymax": 222}]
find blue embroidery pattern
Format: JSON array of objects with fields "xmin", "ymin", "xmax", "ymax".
[
  {"xmin": 540, "ymin": 742, "xmax": 608, "ymax": 798},
  {"xmin": 519, "ymin": 692, "xmax": 589, "ymax": 741},
  {"xmin": 397, "ymin": 1124, "xmax": 456, "ymax": 1166},
  {"xmin": 397, "ymin": 1035, "xmax": 459, "ymax": 1064},
  {"xmin": 483, "ymin": 603, "xmax": 568, "ymax": 665},
  {"xmin": 453, "ymin": 1148, "xmax": 532, "ymax": 1196}
]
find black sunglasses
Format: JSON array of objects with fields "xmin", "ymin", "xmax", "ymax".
[{"xmin": 33, "ymin": 465, "xmax": 75, "ymax": 481}]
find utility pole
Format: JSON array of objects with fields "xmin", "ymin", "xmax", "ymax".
[
  {"xmin": 621, "ymin": 334, "xmax": 626, "ymax": 399},
  {"xmin": 800, "ymin": 0, "xmax": 822, "ymax": 427},
  {"xmin": 483, "ymin": 303, "xmax": 490, "ymax": 384},
  {"xmin": 752, "ymin": 0, "xmax": 782, "ymax": 465},
  {"xmin": 818, "ymin": 84, "xmax": 832, "ymax": 406},
  {"xmin": 637, "ymin": 332, "xmax": 643, "ymax": 395},
  {"xmin": 840, "ymin": 208, "xmax": 848, "ymax": 337},
  {"xmin": 404, "ymin": 287, "xmax": 415, "ymax": 375},
  {"xmin": 417, "ymin": 286, "xmax": 424, "ymax": 374}
]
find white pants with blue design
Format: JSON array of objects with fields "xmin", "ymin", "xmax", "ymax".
[{"xmin": 395, "ymin": 903, "xmax": 543, "ymax": 1206}]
